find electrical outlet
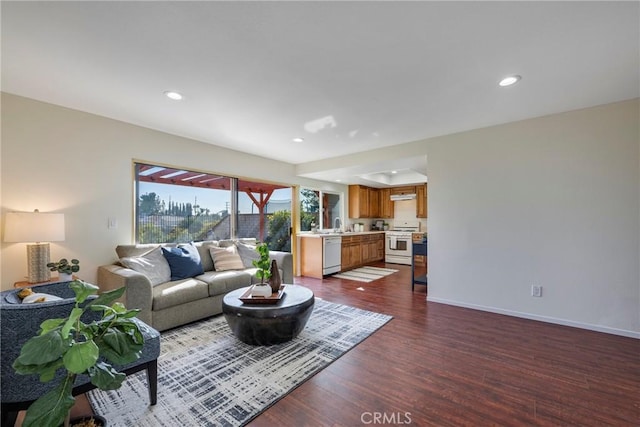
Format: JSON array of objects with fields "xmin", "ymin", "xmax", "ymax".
[{"xmin": 531, "ymin": 285, "xmax": 542, "ymax": 297}]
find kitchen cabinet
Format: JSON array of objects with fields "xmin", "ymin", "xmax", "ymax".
[
  {"xmin": 368, "ymin": 188, "xmax": 380, "ymax": 218},
  {"xmin": 351, "ymin": 184, "xmax": 425, "ymax": 219},
  {"xmin": 339, "ymin": 233, "xmax": 384, "ymax": 272},
  {"xmin": 416, "ymin": 183, "xmax": 427, "ymax": 218},
  {"xmin": 361, "ymin": 234, "xmax": 384, "ymax": 264},
  {"xmin": 376, "ymin": 234, "xmax": 385, "ymax": 259},
  {"xmin": 341, "ymin": 235, "xmax": 362, "ymax": 271},
  {"xmin": 299, "ymin": 232, "xmax": 390, "ymax": 277},
  {"xmin": 300, "ymin": 236, "xmax": 323, "ymax": 279},
  {"xmin": 390, "ymin": 186, "xmax": 416, "ymax": 196},
  {"xmin": 378, "ymin": 188, "xmax": 394, "ymax": 218},
  {"xmin": 348, "ymin": 185, "xmax": 370, "ymax": 218},
  {"xmin": 349, "ymin": 185, "xmax": 383, "ymax": 219}
]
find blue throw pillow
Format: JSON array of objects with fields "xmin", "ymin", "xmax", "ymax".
[{"xmin": 161, "ymin": 243, "xmax": 204, "ymax": 280}]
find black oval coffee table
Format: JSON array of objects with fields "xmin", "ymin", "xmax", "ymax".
[{"xmin": 222, "ymin": 284, "xmax": 314, "ymax": 345}]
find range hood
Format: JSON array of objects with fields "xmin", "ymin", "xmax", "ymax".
[{"xmin": 390, "ymin": 193, "xmax": 416, "ymax": 201}]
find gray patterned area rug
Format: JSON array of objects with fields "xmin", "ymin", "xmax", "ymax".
[{"xmin": 87, "ymin": 298, "xmax": 392, "ymax": 426}]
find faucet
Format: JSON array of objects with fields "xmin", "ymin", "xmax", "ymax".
[{"xmin": 334, "ymin": 217, "xmax": 341, "ymax": 232}]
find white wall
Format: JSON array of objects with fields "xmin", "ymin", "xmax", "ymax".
[
  {"xmin": 3, "ymin": 93, "xmax": 638, "ymax": 337},
  {"xmin": 426, "ymin": 99, "xmax": 639, "ymax": 337},
  {"xmin": 0, "ymin": 93, "xmax": 346, "ymax": 288},
  {"xmin": 298, "ymin": 98, "xmax": 639, "ymax": 337},
  {"xmin": 391, "ymin": 199, "xmax": 427, "ymax": 232}
]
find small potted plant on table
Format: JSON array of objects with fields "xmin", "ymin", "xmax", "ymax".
[
  {"xmin": 47, "ymin": 258, "xmax": 80, "ymax": 282},
  {"xmin": 250, "ymin": 243, "xmax": 272, "ymax": 297}
]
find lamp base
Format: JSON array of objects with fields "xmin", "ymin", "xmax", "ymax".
[{"xmin": 26, "ymin": 243, "xmax": 51, "ymax": 283}]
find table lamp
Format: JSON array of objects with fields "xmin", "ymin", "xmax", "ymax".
[{"xmin": 4, "ymin": 209, "xmax": 65, "ymax": 283}]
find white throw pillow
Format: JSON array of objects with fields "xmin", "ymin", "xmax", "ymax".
[
  {"xmin": 210, "ymin": 245, "xmax": 245, "ymax": 271},
  {"xmin": 22, "ymin": 293, "xmax": 63, "ymax": 303},
  {"xmin": 120, "ymin": 246, "xmax": 171, "ymax": 286}
]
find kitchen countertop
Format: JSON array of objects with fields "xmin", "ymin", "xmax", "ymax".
[{"xmin": 299, "ymin": 231, "xmax": 386, "ymax": 238}]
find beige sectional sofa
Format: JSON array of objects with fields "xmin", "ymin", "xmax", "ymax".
[{"xmin": 97, "ymin": 239, "xmax": 292, "ymax": 331}]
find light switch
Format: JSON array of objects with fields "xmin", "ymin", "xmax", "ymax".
[{"xmin": 108, "ymin": 217, "xmax": 118, "ymax": 229}]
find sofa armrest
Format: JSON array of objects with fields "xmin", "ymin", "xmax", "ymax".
[
  {"xmin": 97, "ymin": 264, "xmax": 154, "ymax": 326},
  {"xmin": 268, "ymin": 251, "xmax": 293, "ymax": 284}
]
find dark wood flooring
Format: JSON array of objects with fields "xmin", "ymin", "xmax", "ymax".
[
  {"xmin": 19, "ymin": 263, "xmax": 640, "ymax": 426},
  {"xmin": 250, "ymin": 263, "xmax": 640, "ymax": 427}
]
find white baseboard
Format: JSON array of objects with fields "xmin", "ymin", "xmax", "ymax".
[{"xmin": 426, "ymin": 296, "xmax": 640, "ymax": 339}]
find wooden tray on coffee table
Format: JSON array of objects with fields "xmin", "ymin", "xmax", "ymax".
[{"xmin": 239, "ymin": 285, "xmax": 285, "ymax": 304}]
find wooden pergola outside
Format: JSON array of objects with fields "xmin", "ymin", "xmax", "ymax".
[{"xmin": 137, "ymin": 164, "xmax": 289, "ymax": 242}]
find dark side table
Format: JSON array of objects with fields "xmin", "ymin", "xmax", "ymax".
[
  {"xmin": 412, "ymin": 241, "xmax": 427, "ymax": 292},
  {"xmin": 222, "ymin": 284, "xmax": 315, "ymax": 345}
]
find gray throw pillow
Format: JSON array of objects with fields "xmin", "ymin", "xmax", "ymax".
[
  {"xmin": 120, "ymin": 246, "xmax": 171, "ymax": 286},
  {"xmin": 236, "ymin": 242, "xmax": 260, "ymax": 268}
]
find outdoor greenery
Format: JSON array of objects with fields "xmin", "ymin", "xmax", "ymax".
[
  {"xmin": 300, "ymin": 188, "xmax": 319, "ymax": 213},
  {"xmin": 137, "ymin": 186, "xmax": 331, "ymax": 249},
  {"xmin": 138, "ymin": 192, "xmax": 213, "ymax": 217},
  {"xmin": 265, "ymin": 211, "xmax": 291, "ymax": 252},
  {"xmin": 137, "ymin": 192, "xmax": 292, "ymax": 250},
  {"xmin": 300, "ymin": 189, "xmax": 319, "ymax": 232},
  {"xmin": 138, "ymin": 192, "xmax": 228, "ymax": 244}
]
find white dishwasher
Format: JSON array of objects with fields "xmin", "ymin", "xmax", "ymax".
[{"xmin": 322, "ymin": 236, "xmax": 342, "ymax": 275}]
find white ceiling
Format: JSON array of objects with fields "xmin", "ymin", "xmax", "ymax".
[{"xmin": 2, "ymin": 1, "xmax": 638, "ymax": 186}]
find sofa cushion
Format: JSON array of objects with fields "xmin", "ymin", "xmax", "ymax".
[
  {"xmin": 120, "ymin": 246, "xmax": 171, "ymax": 286},
  {"xmin": 194, "ymin": 241, "xmax": 219, "ymax": 272},
  {"xmin": 162, "ymin": 243, "xmax": 205, "ymax": 280},
  {"xmin": 152, "ymin": 278, "xmax": 209, "ymax": 310},
  {"xmin": 209, "ymin": 246, "xmax": 245, "ymax": 271},
  {"xmin": 235, "ymin": 242, "xmax": 260, "ymax": 268},
  {"xmin": 196, "ymin": 270, "xmax": 254, "ymax": 297}
]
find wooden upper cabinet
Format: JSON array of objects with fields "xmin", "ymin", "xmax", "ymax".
[
  {"xmin": 351, "ymin": 184, "xmax": 425, "ymax": 219},
  {"xmin": 378, "ymin": 188, "xmax": 394, "ymax": 218},
  {"xmin": 348, "ymin": 185, "xmax": 370, "ymax": 218},
  {"xmin": 368, "ymin": 188, "xmax": 380, "ymax": 218},
  {"xmin": 416, "ymin": 183, "xmax": 427, "ymax": 218},
  {"xmin": 391, "ymin": 185, "xmax": 416, "ymax": 196},
  {"xmin": 349, "ymin": 185, "xmax": 381, "ymax": 219}
]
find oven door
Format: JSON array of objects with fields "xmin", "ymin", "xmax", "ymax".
[{"xmin": 386, "ymin": 235, "xmax": 411, "ymax": 257}]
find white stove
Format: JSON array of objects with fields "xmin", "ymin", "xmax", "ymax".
[{"xmin": 385, "ymin": 221, "xmax": 420, "ymax": 265}]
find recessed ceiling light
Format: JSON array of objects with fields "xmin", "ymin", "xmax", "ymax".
[
  {"xmin": 499, "ymin": 75, "xmax": 521, "ymax": 87},
  {"xmin": 391, "ymin": 170, "xmax": 398, "ymax": 174},
  {"xmin": 292, "ymin": 137, "xmax": 305, "ymax": 143},
  {"xmin": 335, "ymin": 179, "xmax": 342, "ymax": 182},
  {"xmin": 164, "ymin": 91, "xmax": 183, "ymax": 100}
]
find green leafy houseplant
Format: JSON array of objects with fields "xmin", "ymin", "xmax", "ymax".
[
  {"xmin": 252, "ymin": 243, "xmax": 272, "ymax": 285},
  {"xmin": 13, "ymin": 280, "xmax": 144, "ymax": 427},
  {"xmin": 47, "ymin": 258, "xmax": 80, "ymax": 275}
]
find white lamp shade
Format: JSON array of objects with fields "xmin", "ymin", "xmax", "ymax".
[{"xmin": 4, "ymin": 211, "xmax": 65, "ymax": 243}]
